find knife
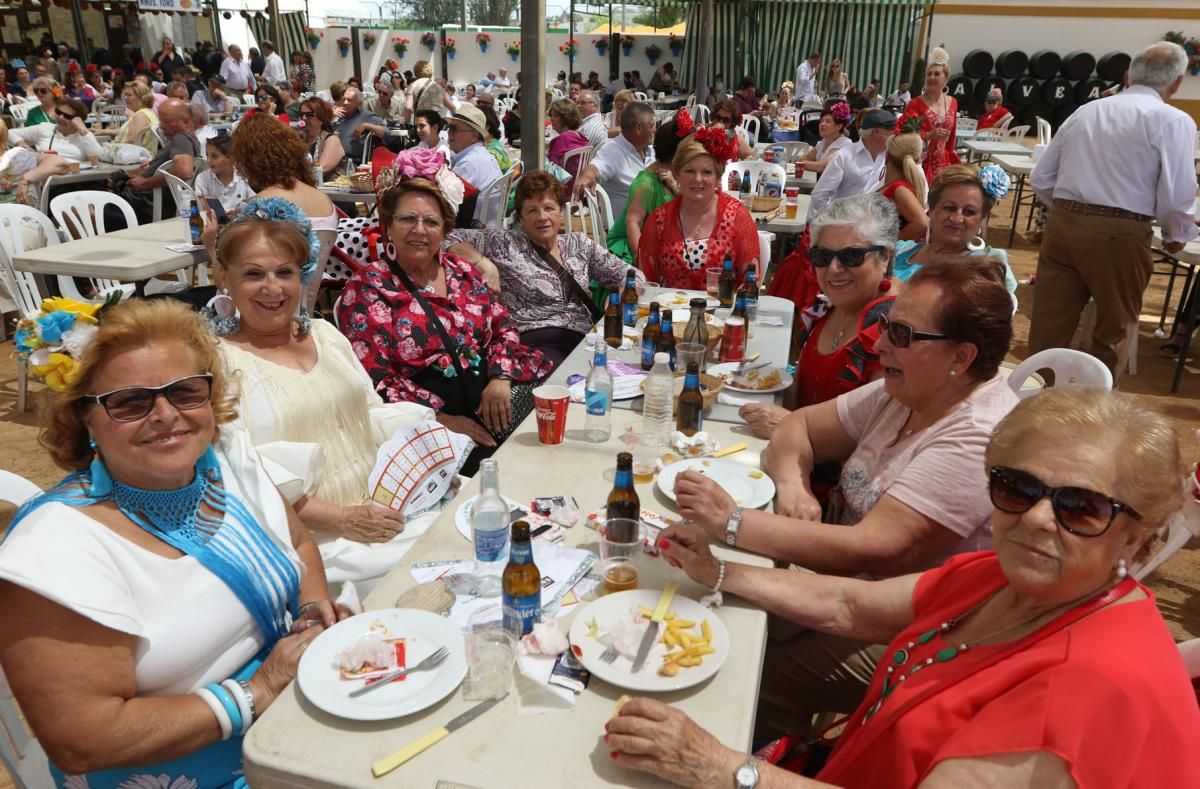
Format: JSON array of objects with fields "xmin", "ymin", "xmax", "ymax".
[
  {"xmin": 632, "ymin": 582, "xmax": 678, "ymax": 673},
  {"xmin": 371, "ymin": 693, "xmax": 508, "ymax": 777}
]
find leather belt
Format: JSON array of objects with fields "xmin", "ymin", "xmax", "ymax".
[{"xmin": 1053, "ymin": 199, "xmax": 1152, "ymax": 223}]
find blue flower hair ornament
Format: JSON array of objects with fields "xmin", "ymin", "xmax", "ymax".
[
  {"xmin": 237, "ymin": 197, "xmax": 322, "ymax": 284},
  {"xmin": 978, "ymin": 164, "xmax": 1010, "ymax": 202}
]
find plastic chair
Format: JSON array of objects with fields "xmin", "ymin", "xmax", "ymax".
[
  {"xmin": 773, "ymin": 141, "xmax": 810, "ymax": 163},
  {"xmin": 1134, "ymin": 495, "xmax": 1200, "ymax": 581},
  {"xmin": 0, "ymin": 214, "xmax": 54, "ymax": 414},
  {"xmin": 721, "ymin": 160, "xmax": 787, "ymax": 197},
  {"xmin": 756, "ymin": 230, "xmax": 774, "ymax": 281},
  {"xmin": 1036, "ymin": 116, "xmax": 1052, "ymax": 146},
  {"xmin": 957, "ymin": 117, "xmax": 978, "ymax": 135},
  {"xmin": 551, "ymin": 88, "xmax": 565, "ymax": 102},
  {"xmin": 690, "ymin": 104, "xmax": 709, "ymax": 124},
  {"xmin": 1178, "ymin": 635, "xmax": 1200, "ymax": 680},
  {"xmin": 477, "ymin": 164, "xmax": 517, "ymax": 230},
  {"xmin": 560, "ymin": 144, "xmax": 597, "ymax": 186},
  {"xmin": 633, "ymin": 91, "xmax": 648, "ymax": 102},
  {"xmin": 7, "ymin": 103, "xmax": 31, "ymax": 127},
  {"xmin": 49, "ymin": 191, "xmax": 143, "ymax": 301},
  {"xmin": 1005, "ymin": 124, "xmax": 1031, "ymax": 143},
  {"xmin": 575, "ymin": 184, "xmax": 614, "ymax": 247},
  {"xmin": 1005, "ymin": 348, "xmax": 1113, "ymax": 399},
  {"xmin": 740, "ymin": 115, "xmax": 761, "ymax": 147}
]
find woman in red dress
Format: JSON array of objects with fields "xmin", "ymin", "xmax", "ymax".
[
  {"xmin": 977, "ymin": 88, "xmax": 1014, "ymax": 130},
  {"xmin": 637, "ymin": 126, "xmax": 759, "ymax": 290},
  {"xmin": 898, "ymin": 48, "xmax": 959, "ymax": 184}
]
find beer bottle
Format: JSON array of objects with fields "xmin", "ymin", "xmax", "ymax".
[
  {"xmin": 188, "ymin": 199, "xmax": 204, "ymax": 245},
  {"xmin": 659, "ymin": 309, "xmax": 676, "ymax": 370},
  {"xmin": 501, "ymin": 521, "xmax": 541, "ymax": 636},
  {"xmin": 676, "ymin": 362, "xmax": 704, "ymax": 437},
  {"xmin": 739, "ymin": 269, "xmax": 759, "ymax": 323},
  {"xmin": 606, "ymin": 452, "xmax": 640, "ymax": 521},
  {"xmin": 739, "ymin": 169, "xmax": 752, "ymax": 203},
  {"xmin": 682, "ymin": 297, "xmax": 709, "ymax": 348},
  {"xmin": 641, "ymin": 301, "xmax": 661, "ymax": 371},
  {"xmin": 717, "ymin": 254, "xmax": 736, "ymax": 308},
  {"xmin": 603, "ymin": 291, "xmax": 622, "ymax": 348},
  {"xmin": 620, "ymin": 269, "xmax": 639, "ymax": 327}
]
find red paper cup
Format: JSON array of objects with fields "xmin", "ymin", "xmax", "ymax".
[{"xmin": 532, "ymin": 385, "xmax": 570, "ymax": 445}]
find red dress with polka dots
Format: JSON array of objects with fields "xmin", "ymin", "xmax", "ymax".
[{"xmin": 636, "ymin": 192, "xmax": 760, "ymax": 290}]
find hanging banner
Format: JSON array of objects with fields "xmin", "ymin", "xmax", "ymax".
[{"xmin": 138, "ymin": 0, "xmax": 202, "ymax": 12}]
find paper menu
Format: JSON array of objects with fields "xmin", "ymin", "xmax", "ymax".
[{"xmin": 367, "ymin": 421, "xmax": 474, "ymax": 518}]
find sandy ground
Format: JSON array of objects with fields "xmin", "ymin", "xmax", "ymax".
[{"xmin": 1, "ymin": 186, "xmax": 1199, "ymax": 787}]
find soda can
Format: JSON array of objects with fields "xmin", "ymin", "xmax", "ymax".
[
  {"xmin": 761, "ymin": 148, "xmax": 775, "ymax": 163},
  {"xmin": 718, "ymin": 317, "xmax": 746, "ymax": 363}
]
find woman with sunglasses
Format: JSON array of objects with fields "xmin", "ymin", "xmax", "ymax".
[
  {"xmin": 800, "ymin": 102, "xmax": 851, "ymax": 174},
  {"xmin": 298, "ymin": 96, "xmax": 344, "ymax": 180},
  {"xmin": 675, "ymin": 256, "xmax": 1018, "ymax": 737},
  {"xmin": 245, "ymin": 84, "xmax": 289, "ymax": 123},
  {"xmin": 709, "ymin": 98, "xmax": 754, "ymax": 160},
  {"xmin": 24, "ymin": 76, "xmax": 62, "ymax": 126},
  {"xmin": 0, "ymin": 96, "xmax": 102, "ymax": 204},
  {"xmin": 0, "ymin": 298, "xmax": 350, "ymax": 788},
  {"xmin": 615, "ymin": 386, "xmax": 1200, "ymax": 787}
]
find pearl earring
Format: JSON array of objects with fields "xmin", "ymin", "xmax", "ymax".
[
  {"xmin": 949, "ymin": 369, "xmax": 958, "ymax": 377},
  {"xmin": 1116, "ymin": 558, "xmax": 1128, "ymax": 579}
]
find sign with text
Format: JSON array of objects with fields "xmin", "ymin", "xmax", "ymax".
[{"xmin": 137, "ymin": 0, "xmax": 202, "ymax": 12}]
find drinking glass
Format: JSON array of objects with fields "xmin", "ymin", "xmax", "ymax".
[
  {"xmin": 463, "ymin": 604, "xmax": 518, "ymax": 701},
  {"xmin": 705, "ymin": 269, "xmax": 721, "ymax": 298},
  {"xmin": 629, "ymin": 433, "xmax": 660, "ymax": 484},
  {"xmin": 677, "ymin": 342, "xmax": 708, "ymax": 375},
  {"xmin": 600, "ymin": 518, "xmax": 643, "ymax": 595}
]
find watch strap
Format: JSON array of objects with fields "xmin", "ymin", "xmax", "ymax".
[{"xmin": 725, "ymin": 505, "xmax": 744, "ymax": 547}]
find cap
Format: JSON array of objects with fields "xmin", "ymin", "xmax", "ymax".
[
  {"xmin": 986, "ymin": 88, "xmax": 1003, "ymax": 102},
  {"xmin": 655, "ymin": 352, "xmax": 670, "ymax": 364},
  {"xmin": 449, "ymin": 104, "xmax": 488, "ymax": 138},
  {"xmin": 859, "ymin": 108, "xmax": 896, "ymax": 131}
]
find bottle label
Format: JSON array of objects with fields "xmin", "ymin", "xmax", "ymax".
[
  {"xmin": 641, "ymin": 340, "xmax": 656, "ymax": 367},
  {"xmin": 189, "ymin": 222, "xmax": 203, "ymax": 245},
  {"xmin": 474, "ymin": 526, "xmax": 508, "ymax": 562},
  {"xmin": 585, "ymin": 387, "xmax": 608, "ymax": 416},
  {"xmin": 622, "ymin": 302, "xmax": 637, "ymax": 326},
  {"xmin": 503, "ymin": 592, "xmax": 541, "ymax": 636}
]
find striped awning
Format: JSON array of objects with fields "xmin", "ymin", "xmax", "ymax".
[
  {"xmin": 678, "ymin": 0, "xmax": 931, "ymax": 101},
  {"xmin": 248, "ymin": 11, "xmax": 309, "ymax": 74}
]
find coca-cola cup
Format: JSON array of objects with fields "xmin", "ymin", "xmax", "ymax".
[{"xmin": 532, "ymin": 385, "xmax": 570, "ymax": 445}]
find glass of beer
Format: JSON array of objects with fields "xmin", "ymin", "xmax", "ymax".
[
  {"xmin": 706, "ymin": 269, "xmax": 721, "ymax": 299},
  {"xmin": 784, "ymin": 187, "xmax": 800, "ymax": 220},
  {"xmin": 631, "ymin": 433, "xmax": 660, "ymax": 484},
  {"xmin": 600, "ymin": 517, "xmax": 643, "ymax": 595}
]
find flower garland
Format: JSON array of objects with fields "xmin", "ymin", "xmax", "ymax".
[
  {"xmin": 219, "ymin": 197, "xmax": 321, "ymax": 284},
  {"xmin": 693, "ymin": 124, "xmax": 739, "ymax": 164},
  {"xmin": 15, "ymin": 293, "xmax": 123, "ymax": 392}
]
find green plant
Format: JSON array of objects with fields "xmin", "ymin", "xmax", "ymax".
[
  {"xmin": 506, "ymin": 41, "xmax": 520, "ymax": 55},
  {"xmin": 363, "ymin": 31, "xmax": 378, "ymax": 48},
  {"xmin": 645, "ymin": 43, "xmax": 662, "ymax": 59}
]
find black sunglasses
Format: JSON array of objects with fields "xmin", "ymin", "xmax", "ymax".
[
  {"xmin": 85, "ymin": 374, "xmax": 214, "ymax": 422},
  {"xmin": 255, "ymin": 95, "xmax": 271, "ymax": 102},
  {"xmin": 300, "ymin": 110, "xmax": 317, "ymax": 118},
  {"xmin": 34, "ymin": 87, "xmax": 50, "ymax": 95},
  {"xmin": 809, "ymin": 245, "xmax": 885, "ymax": 269},
  {"xmin": 713, "ymin": 114, "xmax": 734, "ymax": 124},
  {"xmin": 877, "ymin": 315, "xmax": 954, "ymax": 348},
  {"xmin": 989, "ymin": 466, "xmax": 1141, "ymax": 537},
  {"xmin": 55, "ymin": 108, "xmax": 78, "ymax": 121}
]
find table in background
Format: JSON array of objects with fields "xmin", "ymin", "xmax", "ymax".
[
  {"xmin": 647, "ymin": 96, "xmax": 688, "ymax": 111},
  {"xmin": 991, "ymin": 153, "xmax": 1037, "ymax": 247},
  {"xmin": 320, "ymin": 186, "xmax": 378, "ymax": 210},
  {"xmin": 242, "ymin": 408, "xmax": 773, "ymax": 788},
  {"xmin": 962, "ymin": 139, "xmax": 1031, "ymax": 163},
  {"xmin": 1151, "ymin": 227, "xmax": 1200, "ymax": 393},
  {"xmin": 39, "ymin": 163, "xmax": 123, "ymax": 214}
]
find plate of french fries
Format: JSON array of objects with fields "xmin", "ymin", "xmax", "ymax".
[{"xmin": 567, "ymin": 589, "xmax": 730, "ymax": 692}]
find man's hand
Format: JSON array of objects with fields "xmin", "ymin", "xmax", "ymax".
[
  {"xmin": 127, "ymin": 174, "xmax": 153, "ymax": 191},
  {"xmin": 1164, "ymin": 240, "xmax": 1187, "ymax": 254}
]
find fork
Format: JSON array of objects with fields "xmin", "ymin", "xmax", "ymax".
[
  {"xmin": 599, "ymin": 642, "xmax": 620, "ymax": 664},
  {"xmin": 349, "ymin": 646, "xmax": 450, "ymax": 697}
]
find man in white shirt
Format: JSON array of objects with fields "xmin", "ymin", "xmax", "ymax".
[
  {"xmin": 574, "ymin": 101, "xmax": 656, "ymax": 219},
  {"xmin": 807, "ymin": 109, "xmax": 894, "ymax": 223},
  {"xmin": 576, "ymin": 90, "xmax": 607, "ymax": 147},
  {"xmin": 219, "ymin": 44, "xmax": 256, "ymax": 93},
  {"xmin": 493, "ymin": 68, "xmax": 512, "ymax": 89},
  {"xmin": 1028, "ymin": 41, "xmax": 1198, "ymax": 378},
  {"xmin": 260, "ymin": 40, "xmax": 287, "ymax": 85},
  {"xmin": 447, "ymin": 104, "xmax": 502, "ymax": 221},
  {"xmin": 884, "ymin": 80, "xmax": 911, "ymax": 108},
  {"xmin": 794, "ymin": 52, "xmax": 821, "ymax": 105}
]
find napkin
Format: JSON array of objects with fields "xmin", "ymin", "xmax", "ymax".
[
  {"xmin": 514, "ymin": 652, "xmax": 575, "ymax": 715},
  {"xmin": 757, "ymin": 315, "xmax": 785, "ymax": 327},
  {"xmin": 583, "ymin": 329, "xmax": 636, "ymax": 351},
  {"xmin": 718, "ymin": 390, "xmax": 776, "ymax": 407}
]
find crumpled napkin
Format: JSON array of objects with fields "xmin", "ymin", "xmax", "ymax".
[
  {"xmin": 513, "ymin": 652, "xmax": 576, "ymax": 715},
  {"xmin": 584, "ymin": 329, "xmax": 636, "ymax": 352}
]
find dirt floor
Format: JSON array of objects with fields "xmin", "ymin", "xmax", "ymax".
[{"xmin": 1, "ymin": 184, "xmax": 1200, "ymax": 788}]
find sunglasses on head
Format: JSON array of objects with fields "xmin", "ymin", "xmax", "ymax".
[
  {"xmin": 877, "ymin": 314, "xmax": 954, "ymax": 348},
  {"xmin": 809, "ymin": 245, "xmax": 884, "ymax": 268},
  {"xmin": 85, "ymin": 374, "xmax": 214, "ymax": 422},
  {"xmin": 989, "ymin": 466, "xmax": 1141, "ymax": 537}
]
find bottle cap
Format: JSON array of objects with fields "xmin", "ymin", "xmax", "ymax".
[
  {"xmin": 654, "ymin": 352, "xmax": 669, "ymax": 363},
  {"xmin": 725, "ymin": 317, "xmax": 745, "ymax": 326},
  {"xmin": 689, "ymin": 297, "xmax": 707, "ymax": 308},
  {"xmin": 510, "ymin": 520, "xmax": 531, "ymax": 541}
]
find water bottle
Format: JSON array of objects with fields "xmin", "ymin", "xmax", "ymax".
[
  {"xmin": 470, "ymin": 459, "xmax": 508, "ymax": 597},
  {"xmin": 642, "ymin": 352, "xmax": 675, "ymax": 444},
  {"xmin": 584, "ymin": 344, "xmax": 613, "ymax": 443}
]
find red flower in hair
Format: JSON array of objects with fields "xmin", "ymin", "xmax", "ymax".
[
  {"xmin": 693, "ymin": 124, "xmax": 739, "ymax": 164},
  {"xmin": 149, "ymin": 61, "xmax": 159, "ymax": 70},
  {"xmin": 86, "ymin": 64, "xmax": 97, "ymax": 74},
  {"xmin": 675, "ymin": 107, "xmax": 693, "ymax": 137}
]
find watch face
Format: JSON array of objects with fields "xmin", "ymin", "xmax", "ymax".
[{"xmin": 736, "ymin": 764, "xmax": 757, "ymax": 786}]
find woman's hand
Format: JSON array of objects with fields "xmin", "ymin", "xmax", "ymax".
[
  {"xmin": 657, "ymin": 522, "xmax": 721, "ymax": 587},
  {"xmin": 291, "ymin": 599, "xmax": 353, "ymax": 633},
  {"xmin": 673, "ymin": 470, "xmax": 735, "ymax": 539},
  {"xmin": 606, "ymin": 697, "xmax": 739, "ymax": 789},
  {"xmin": 338, "ymin": 504, "xmax": 406, "ymax": 544},
  {"xmin": 477, "ymin": 377, "xmax": 512, "ymax": 435},
  {"xmin": 658, "ymin": 170, "xmax": 678, "ymax": 194},
  {"xmin": 248, "ymin": 623, "xmax": 326, "ymax": 713},
  {"xmin": 739, "ymin": 403, "xmax": 791, "ymax": 439},
  {"xmin": 929, "ymin": 127, "xmax": 949, "ymax": 142},
  {"xmin": 437, "ymin": 412, "xmax": 497, "ymax": 447},
  {"xmin": 775, "ymin": 485, "xmax": 823, "ymax": 522}
]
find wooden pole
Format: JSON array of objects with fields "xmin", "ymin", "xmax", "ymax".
[
  {"xmin": 519, "ymin": 0, "xmax": 546, "ymax": 174},
  {"xmin": 267, "ymin": 0, "xmax": 282, "ymax": 56},
  {"xmin": 694, "ymin": 0, "xmax": 713, "ymax": 105}
]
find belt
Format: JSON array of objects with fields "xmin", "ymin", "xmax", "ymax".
[{"xmin": 1053, "ymin": 199, "xmax": 1152, "ymax": 223}]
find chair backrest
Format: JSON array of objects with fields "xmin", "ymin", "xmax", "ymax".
[
  {"xmin": 1005, "ymin": 348, "xmax": 1113, "ymax": 399},
  {"xmin": 690, "ymin": 104, "xmax": 710, "ymax": 124},
  {"xmin": 551, "ymin": 88, "xmax": 565, "ymax": 101},
  {"xmin": 957, "ymin": 117, "xmax": 978, "ymax": 134},
  {"xmin": 721, "ymin": 160, "xmax": 787, "ymax": 197},
  {"xmin": 977, "ymin": 128, "xmax": 1005, "ymax": 143},
  {"xmin": 560, "ymin": 143, "xmax": 598, "ymax": 185},
  {"xmin": 1134, "ymin": 496, "xmax": 1200, "ymax": 580},
  {"xmin": 477, "ymin": 165, "xmax": 516, "ymax": 230},
  {"xmin": 1006, "ymin": 124, "xmax": 1030, "ymax": 142},
  {"xmin": 740, "ymin": 115, "xmax": 761, "ymax": 146},
  {"xmin": 756, "ymin": 230, "xmax": 774, "ymax": 281},
  {"xmin": 7, "ymin": 103, "xmax": 31, "ymax": 127},
  {"xmin": 773, "ymin": 141, "xmax": 810, "ymax": 163},
  {"xmin": 578, "ymin": 184, "xmax": 614, "ymax": 247},
  {"xmin": 1036, "ymin": 116, "xmax": 1052, "ymax": 146},
  {"xmin": 633, "ymin": 91, "xmax": 648, "ymax": 102},
  {"xmin": 162, "ymin": 170, "xmax": 196, "ymax": 212},
  {"xmin": 0, "ymin": 204, "xmax": 63, "ymax": 312},
  {"xmin": 51, "ymin": 190, "xmax": 138, "ymax": 240}
]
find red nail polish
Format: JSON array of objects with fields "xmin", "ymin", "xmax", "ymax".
[
  {"xmin": 604, "ymin": 734, "xmax": 610, "ymax": 743},
  {"xmin": 658, "ymin": 539, "xmax": 670, "ymax": 549},
  {"xmin": 604, "ymin": 721, "xmax": 610, "ymax": 731},
  {"xmin": 610, "ymin": 751, "xmax": 619, "ymax": 760}
]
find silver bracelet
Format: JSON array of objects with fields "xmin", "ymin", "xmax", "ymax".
[
  {"xmin": 238, "ymin": 679, "xmax": 257, "ymax": 722},
  {"xmin": 297, "ymin": 601, "xmax": 321, "ymax": 619},
  {"xmin": 712, "ymin": 560, "xmax": 727, "ymax": 594}
]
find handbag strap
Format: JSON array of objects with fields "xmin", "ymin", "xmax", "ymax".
[{"xmin": 528, "ymin": 237, "xmax": 604, "ymax": 323}]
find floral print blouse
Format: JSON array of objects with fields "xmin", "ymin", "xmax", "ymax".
[{"xmin": 337, "ymin": 252, "xmax": 551, "ymax": 410}]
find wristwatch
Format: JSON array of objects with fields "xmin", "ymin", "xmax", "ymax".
[
  {"xmin": 735, "ymin": 756, "xmax": 760, "ymax": 788},
  {"xmin": 725, "ymin": 505, "xmax": 745, "ymax": 546}
]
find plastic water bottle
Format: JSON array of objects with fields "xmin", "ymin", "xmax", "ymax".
[
  {"xmin": 642, "ymin": 352, "xmax": 675, "ymax": 444},
  {"xmin": 470, "ymin": 459, "xmax": 508, "ymax": 597},
  {"xmin": 584, "ymin": 344, "xmax": 613, "ymax": 443}
]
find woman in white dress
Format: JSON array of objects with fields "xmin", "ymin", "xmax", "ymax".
[{"xmin": 0, "ymin": 298, "xmax": 347, "ymax": 788}]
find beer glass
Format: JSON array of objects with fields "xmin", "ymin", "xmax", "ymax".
[{"xmin": 600, "ymin": 517, "xmax": 642, "ymax": 595}]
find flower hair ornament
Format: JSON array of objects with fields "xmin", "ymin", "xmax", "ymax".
[
  {"xmin": 674, "ymin": 107, "xmax": 694, "ymax": 137},
  {"xmin": 384, "ymin": 148, "xmax": 465, "ymax": 214},
  {"xmin": 829, "ymin": 101, "xmax": 852, "ymax": 125},
  {"xmin": 978, "ymin": 164, "xmax": 1010, "ymax": 201},
  {"xmin": 929, "ymin": 46, "xmax": 950, "ymax": 68},
  {"xmin": 14, "ymin": 292, "xmax": 124, "ymax": 392},
  {"xmin": 693, "ymin": 124, "xmax": 739, "ymax": 165}
]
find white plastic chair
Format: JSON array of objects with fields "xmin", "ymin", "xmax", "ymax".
[
  {"xmin": 7, "ymin": 103, "xmax": 31, "ymax": 127},
  {"xmin": 477, "ymin": 164, "xmax": 517, "ymax": 230},
  {"xmin": 756, "ymin": 230, "xmax": 774, "ymax": 281},
  {"xmin": 49, "ymin": 191, "xmax": 142, "ymax": 301},
  {"xmin": 1178, "ymin": 635, "xmax": 1200, "ymax": 680},
  {"xmin": 1005, "ymin": 348, "xmax": 1113, "ymax": 399},
  {"xmin": 576, "ymin": 184, "xmax": 614, "ymax": 247},
  {"xmin": 957, "ymin": 117, "xmax": 978, "ymax": 135},
  {"xmin": 633, "ymin": 91, "xmax": 648, "ymax": 102},
  {"xmin": 740, "ymin": 115, "xmax": 761, "ymax": 147},
  {"xmin": 721, "ymin": 160, "xmax": 787, "ymax": 197},
  {"xmin": 1134, "ymin": 495, "xmax": 1200, "ymax": 581},
  {"xmin": 772, "ymin": 141, "xmax": 810, "ymax": 163},
  {"xmin": 1036, "ymin": 117, "xmax": 1052, "ymax": 146},
  {"xmin": 690, "ymin": 103, "xmax": 709, "ymax": 124},
  {"xmin": 560, "ymin": 143, "xmax": 598, "ymax": 186},
  {"xmin": 0, "ymin": 208, "xmax": 56, "ymax": 414},
  {"xmin": 1005, "ymin": 124, "xmax": 1031, "ymax": 143},
  {"xmin": 551, "ymin": 88, "xmax": 565, "ymax": 102}
]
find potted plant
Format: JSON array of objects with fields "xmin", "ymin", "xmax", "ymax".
[
  {"xmin": 668, "ymin": 33, "xmax": 683, "ymax": 56},
  {"xmin": 392, "ymin": 36, "xmax": 409, "ymax": 58},
  {"xmin": 476, "ymin": 31, "xmax": 491, "ymax": 52},
  {"xmin": 506, "ymin": 41, "xmax": 520, "ymax": 62},
  {"xmin": 363, "ymin": 31, "xmax": 377, "ymax": 50},
  {"xmin": 1164, "ymin": 31, "xmax": 1187, "ymax": 46},
  {"xmin": 559, "ymin": 38, "xmax": 578, "ymax": 58},
  {"xmin": 593, "ymin": 37, "xmax": 608, "ymax": 56},
  {"xmin": 645, "ymin": 43, "xmax": 662, "ymax": 65},
  {"xmin": 421, "ymin": 31, "xmax": 437, "ymax": 50},
  {"xmin": 336, "ymin": 36, "xmax": 351, "ymax": 57},
  {"xmin": 305, "ymin": 28, "xmax": 323, "ymax": 49},
  {"xmin": 444, "ymin": 37, "xmax": 457, "ymax": 60},
  {"xmin": 1187, "ymin": 38, "xmax": 1200, "ymax": 76},
  {"xmin": 620, "ymin": 35, "xmax": 635, "ymax": 56}
]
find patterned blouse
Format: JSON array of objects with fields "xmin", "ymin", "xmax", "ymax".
[
  {"xmin": 637, "ymin": 192, "xmax": 760, "ymax": 290},
  {"xmin": 446, "ymin": 228, "xmax": 636, "ymax": 335},
  {"xmin": 337, "ymin": 252, "xmax": 551, "ymax": 410}
]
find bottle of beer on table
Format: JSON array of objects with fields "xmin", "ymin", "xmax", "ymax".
[
  {"xmin": 731, "ymin": 278, "xmax": 750, "ymax": 340},
  {"xmin": 739, "ymin": 269, "xmax": 759, "ymax": 326},
  {"xmin": 620, "ymin": 269, "xmax": 639, "ymax": 327},
  {"xmin": 188, "ymin": 199, "xmax": 204, "ymax": 245},
  {"xmin": 682, "ymin": 297, "xmax": 709, "ymax": 348},
  {"xmin": 641, "ymin": 301, "xmax": 661, "ymax": 371},
  {"xmin": 717, "ymin": 254, "xmax": 736, "ymax": 308},
  {"xmin": 677, "ymin": 362, "xmax": 704, "ymax": 437},
  {"xmin": 659, "ymin": 310, "xmax": 676, "ymax": 370},
  {"xmin": 606, "ymin": 452, "xmax": 640, "ymax": 521},
  {"xmin": 501, "ymin": 521, "xmax": 541, "ymax": 636},
  {"xmin": 603, "ymin": 291, "xmax": 623, "ymax": 348}
]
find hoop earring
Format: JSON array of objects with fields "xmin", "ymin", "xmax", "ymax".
[
  {"xmin": 296, "ymin": 305, "xmax": 312, "ymax": 336},
  {"xmin": 202, "ymin": 289, "xmax": 240, "ymax": 336},
  {"xmin": 967, "ymin": 235, "xmax": 987, "ymax": 252}
]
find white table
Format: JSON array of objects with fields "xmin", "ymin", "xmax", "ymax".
[
  {"xmin": 12, "ymin": 218, "xmax": 208, "ymax": 288},
  {"xmin": 40, "ymin": 163, "xmax": 123, "ymax": 215},
  {"xmin": 320, "ymin": 186, "xmax": 378, "ymax": 208},
  {"xmin": 242, "ymin": 408, "xmax": 773, "ymax": 788},
  {"xmin": 991, "ymin": 153, "xmax": 1038, "ymax": 247},
  {"xmin": 962, "ymin": 140, "xmax": 1031, "ymax": 163},
  {"xmin": 761, "ymin": 193, "xmax": 811, "ymax": 235}
]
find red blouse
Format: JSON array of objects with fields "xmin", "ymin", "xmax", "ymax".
[
  {"xmin": 897, "ymin": 96, "xmax": 960, "ymax": 184},
  {"xmin": 977, "ymin": 106, "xmax": 1012, "ymax": 130},
  {"xmin": 636, "ymin": 192, "xmax": 760, "ymax": 290},
  {"xmin": 817, "ymin": 552, "xmax": 1200, "ymax": 787},
  {"xmin": 794, "ymin": 296, "xmax": 892, "ymax": 407}
]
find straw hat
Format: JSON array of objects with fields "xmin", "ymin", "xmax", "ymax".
[{"xmin": 449, "ymin": 104, "xmax": 488, "ymax": 139}]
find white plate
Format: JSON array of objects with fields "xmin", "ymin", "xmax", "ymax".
[
  {"xmin": 707, "ymin": 362, "xmax": 794, "ymax": 394},
  {"xmin": 640, "ymin": 291, "xmax": 720, "ymax": 311},
  {"xmin": 296, "ymin": 609, "xmax": 467, "ymax": 721},
  {"xmin": 454, "ymin": 494, "xmax": 526, "ymax": 541},
  {"xmin": 656, "ymin": 458, "xmax": 776, "ymax": 510},
  {"xmin": 568, "ymin": 589, "xmax": 729, "ymax": 692}
]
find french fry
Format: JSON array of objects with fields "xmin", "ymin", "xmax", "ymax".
[
  {"xmin": 639, "ymin": 605, "xmax": 654, "ymax": 619},
  {"xmin": 701, "ymin": 620, "xmax": 712, "ymax": 642},
  {"xmin": 662, "ymin": 630, "xmax": 678, "ymax": 649},
  {"xmin": 656, "ymin": 609, "xmax": 717, "ymax": 674},
  {"xmin": 672, "ymin": 619, "xmax": 696, "ymax": 628}
]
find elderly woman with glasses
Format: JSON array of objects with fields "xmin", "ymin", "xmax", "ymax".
[
  {"xmin": 0, "ymin": 96, "xmax": 102, "ymax": 204},
  {"xmin": 672, "ymin": 257, "xmax": 1019, "ymax": 739},
  {"xmin": 0, "ymin": 298, "xmax": 349, "ymax": 788},
  {"xmin": 614, "ymin": 387, "xmax": 1200, "ymax": 788},
  {"xmin": 298, "ymin": 96, "xmax": 345, "ymax": 179}
]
